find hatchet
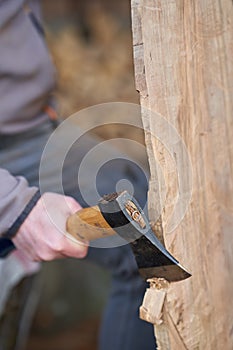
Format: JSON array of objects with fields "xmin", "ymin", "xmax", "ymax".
[{"xmin": 66, "ymin": 191, "xmax": 191, "ymax": 282}]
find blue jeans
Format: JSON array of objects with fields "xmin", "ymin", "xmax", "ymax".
[{"xmin": 0, "ymin": 120, "xmax": 156, "ymax": 350}]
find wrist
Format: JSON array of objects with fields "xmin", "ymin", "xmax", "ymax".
[{"xmin": 3, "ymin": 190, "xmax": 41, "ymax": 239}]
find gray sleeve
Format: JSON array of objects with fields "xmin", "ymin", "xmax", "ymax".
[
  {"xmin": 0, "ymin": 168, "xmax": 38, "ymax": 237},
  {"xmin": 0, "ymin": 0, "xmax": 56, "ymax": 134},
  {"xmin": 0, "ymin": 0, "xmax": 24, "ymax": 28}
]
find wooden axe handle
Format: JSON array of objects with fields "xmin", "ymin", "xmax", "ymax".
[{"xmin": 66, "ymin": 206, "xmax": 116, "ymax": 242}]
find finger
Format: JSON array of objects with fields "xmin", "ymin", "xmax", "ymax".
[{"xmin": 62, "ymin": 235, "xmax": 88, "ymax": 258}]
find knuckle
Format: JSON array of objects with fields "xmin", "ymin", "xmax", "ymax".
[
  {"xmin": 52, "ymin": 241, "xmax": 64, "ymax": 254},
  {"xmin": 67, "ymin": 197, "xmax": 82, "ymax": 211},
  {"xmin": 38, "ymin": 250, "xmax": 54, "ymax": 261},
  {"xmin": 77, "ymin": 245, "xmax": 88, "ymax": 258}
]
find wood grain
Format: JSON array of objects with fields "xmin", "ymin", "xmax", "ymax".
[
  {"xmin": 131, "ymin": 0, "xmax": 233, "ymax": 348},
  {"xmin": 66, "ymin": 206, "xmax": 116, "ymax": 242}
]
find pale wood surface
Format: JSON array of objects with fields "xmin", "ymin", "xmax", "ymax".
[
  {"xmin": 66, "ymin": 205, "xmax": 115, "ymax": 241},
  {"xmin": 131, "ymin": 0, "xmax": 233, "ymax": 349}
]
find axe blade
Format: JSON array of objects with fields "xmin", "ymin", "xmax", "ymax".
[{"xmin": 98, "ymin": 191, "xmax": 191, "ymax": 282}]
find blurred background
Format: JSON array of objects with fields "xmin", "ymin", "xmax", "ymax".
[
  {"xmin": 42, "ymin": 0, "xmax": 138, "ymax": 115},
  {"xmin": 25, "ymin": 1, "xmax": 147, "ymax": 350}
]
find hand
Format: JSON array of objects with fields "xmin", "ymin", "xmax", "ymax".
[{"xmin": 12, "ymin": 193, "xmax": 88, "ymax": 261}]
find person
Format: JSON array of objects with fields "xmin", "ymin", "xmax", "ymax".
[{"xmin": 0, "ymin": 1, "xmax": 155, "ymax": 349}]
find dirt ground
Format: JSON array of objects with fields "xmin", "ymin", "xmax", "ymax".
[{"xmin": 27, "ymin": 317, "xmax": 100, "ymax": 350}]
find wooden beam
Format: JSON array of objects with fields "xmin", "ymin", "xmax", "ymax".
[{"xmin": 131, "ymin": 0, "xmax": 233, "ymax": 348}]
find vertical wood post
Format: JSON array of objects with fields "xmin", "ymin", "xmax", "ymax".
[{"xmin": 131, "ymin": 1, "xmax": 233, "ymax": 348}]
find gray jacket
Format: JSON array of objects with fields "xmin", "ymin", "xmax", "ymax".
[{"xmin": 0, "ymin": 0, "xmax": 56, "ymax": 240}]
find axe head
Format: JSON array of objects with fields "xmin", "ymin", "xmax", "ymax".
[{"xmin": 98, "ymin": 191, "xmax": 191, "ymax": 282}]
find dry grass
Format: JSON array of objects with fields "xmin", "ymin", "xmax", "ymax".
[
  {"xmin": 47, "ymin": 8, "xmax": 139, "ymax": 119},
  {"xmin": 46, "ymin": 9, "xmax": 146, "ymax": 163}
]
